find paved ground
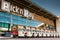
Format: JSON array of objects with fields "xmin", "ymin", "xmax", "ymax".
[{"xmin": 0, "ymin": 38, "xmax": 60, "ymax": 40}]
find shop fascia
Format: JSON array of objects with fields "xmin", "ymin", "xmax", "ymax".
[{"xmin": 1, "ymin": 0, "xmax": 33, "ymax": 19}]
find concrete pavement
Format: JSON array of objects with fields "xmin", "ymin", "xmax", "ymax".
[
  {"xmin": 0, "ymin": 36, "xmax": 11, "ymax": 39},
  {"xmin": 0, "ymin": 38, "xmax": 60, "ymax": 40}
]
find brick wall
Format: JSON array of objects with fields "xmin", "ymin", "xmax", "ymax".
[{"xmin": 32, "ymin": 13, "xmax": 54, "ymax": 26}]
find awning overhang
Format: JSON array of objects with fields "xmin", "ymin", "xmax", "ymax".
[{"xmin": 5, "ymin": 0, "xmax": 57, "ymax": 21}]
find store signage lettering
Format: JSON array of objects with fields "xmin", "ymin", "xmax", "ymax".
[
  {"xmin": 1, "ymin": 1, "xmax": 34, "ymax": 19},
  {"xmin": 1, "ymin": 1, "xmax": 10, "ymax": 12},
  {"xmin": 10, "ymin": 5, "xmax": 23, "ymax": 15},
  {"xmin": 1, "ymin": 1, "xmax": 23, "ymax": 15}
]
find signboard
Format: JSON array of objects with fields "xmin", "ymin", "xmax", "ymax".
[
  {"xmin": 1, "ymin": 1, "xmax": 10, "ymax": 12},
  {"xmin": 1, "ymin": 0, "xmax": 34, "ymax": 19},
  {"xmin": 10, "ymin": 5, "xmax": 23, "ymax": 15},
  {"xmin": 28, "ymin": 12, "xmax": 33, "ymax": 19},
  {"xmin": 1, "ymin": 0, "xmax": 24, "ymax": 14},
  {"xmin": 24, "ymin": 9, "xmax": 28, "ymax": 17}
]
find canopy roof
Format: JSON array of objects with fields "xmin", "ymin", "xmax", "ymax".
[{"xmin": 5, "ymin": 0, "xmax": 57, "ymax": 21}]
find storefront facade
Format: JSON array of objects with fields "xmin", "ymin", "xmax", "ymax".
[
  {"xmin": 0, "ymin": 0, "xmax": 42, "ymax": 31},
  {"xmin": 0, "ymin": 0, "xmax": 57, "ymax": 37}
]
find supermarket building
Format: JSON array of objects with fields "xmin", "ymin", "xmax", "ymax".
[{"xmin": 0, "ymin": 0, "xmax": 60, "ymax": 36}]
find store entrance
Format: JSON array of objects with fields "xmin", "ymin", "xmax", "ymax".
[{"xmin": 0, "ymin": 22, "xmax": 10, "ymax": 37}]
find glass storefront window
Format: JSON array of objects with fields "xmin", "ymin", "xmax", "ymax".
[
  {"xmin": 5, "ymin": 23, "xmax": 9, "ymax": 28},
  {"xmin": 12, "ymin": 19, "xmax": 18, "ymax": 24},
  {"xmin": 12, "ymin": 14, "xmax": 18, "ymax": 19},
  {"xmin": 0, "ymin": 16, "xmax": 5, "ymax": 22},
  {"xmin": 2, "ymin": 23, "xmax": 5, "ymax": 28},
  {"xmin": 49, "ymin": 25, "xmax": 55, "ymax": 30},
  {"xmin": 0, "ymin": 22, "xmax": 2, "ymax": 27},
  {"xmin": 0, "ymin": 12, "xmax": 4, "ymax": 16},
  {"xmin": 4, "ymin": 13, "xmax": 11, "ymax": 18},
  {"xmin": 0, "ymin": 12, "xmax": 41, "ymax": 27},
  {"xmin": 0, "ymin": 22, "xmax": 9, "ymax": 28},
  {"xmin": 4, "ymin": 17, "xmax": 11, "ymax": 23},
  {"xmin": 0, "ymin": 12, "xmax": 11, "ymax": 23},
  {"xmin": 18, "ymin": 16, "xmax": 22, "ymax": 20}
]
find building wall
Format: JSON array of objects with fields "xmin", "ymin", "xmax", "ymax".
[
  {"xmin": 56, "ymin": 17, "xmax": 60, "ymax": 32},
  {"xmin": 33, "ymin": 13, "xmax": 54, "ymax": 26},
  {"xmin": 0, "ymin": 0, "xmax": 54, "ymax": 26},
  {"xmin": 56, "ymin": 17, "xmax": 60, "ymax": 36}
]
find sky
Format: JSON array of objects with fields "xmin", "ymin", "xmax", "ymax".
[{"xmin": 31, "ymin": 0, "xmax": 60, "ymax": 16}]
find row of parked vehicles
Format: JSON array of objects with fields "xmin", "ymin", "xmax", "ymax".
[{"xmin": 10, "ymin": 25, "xmax": 60, "ymax": 38}]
